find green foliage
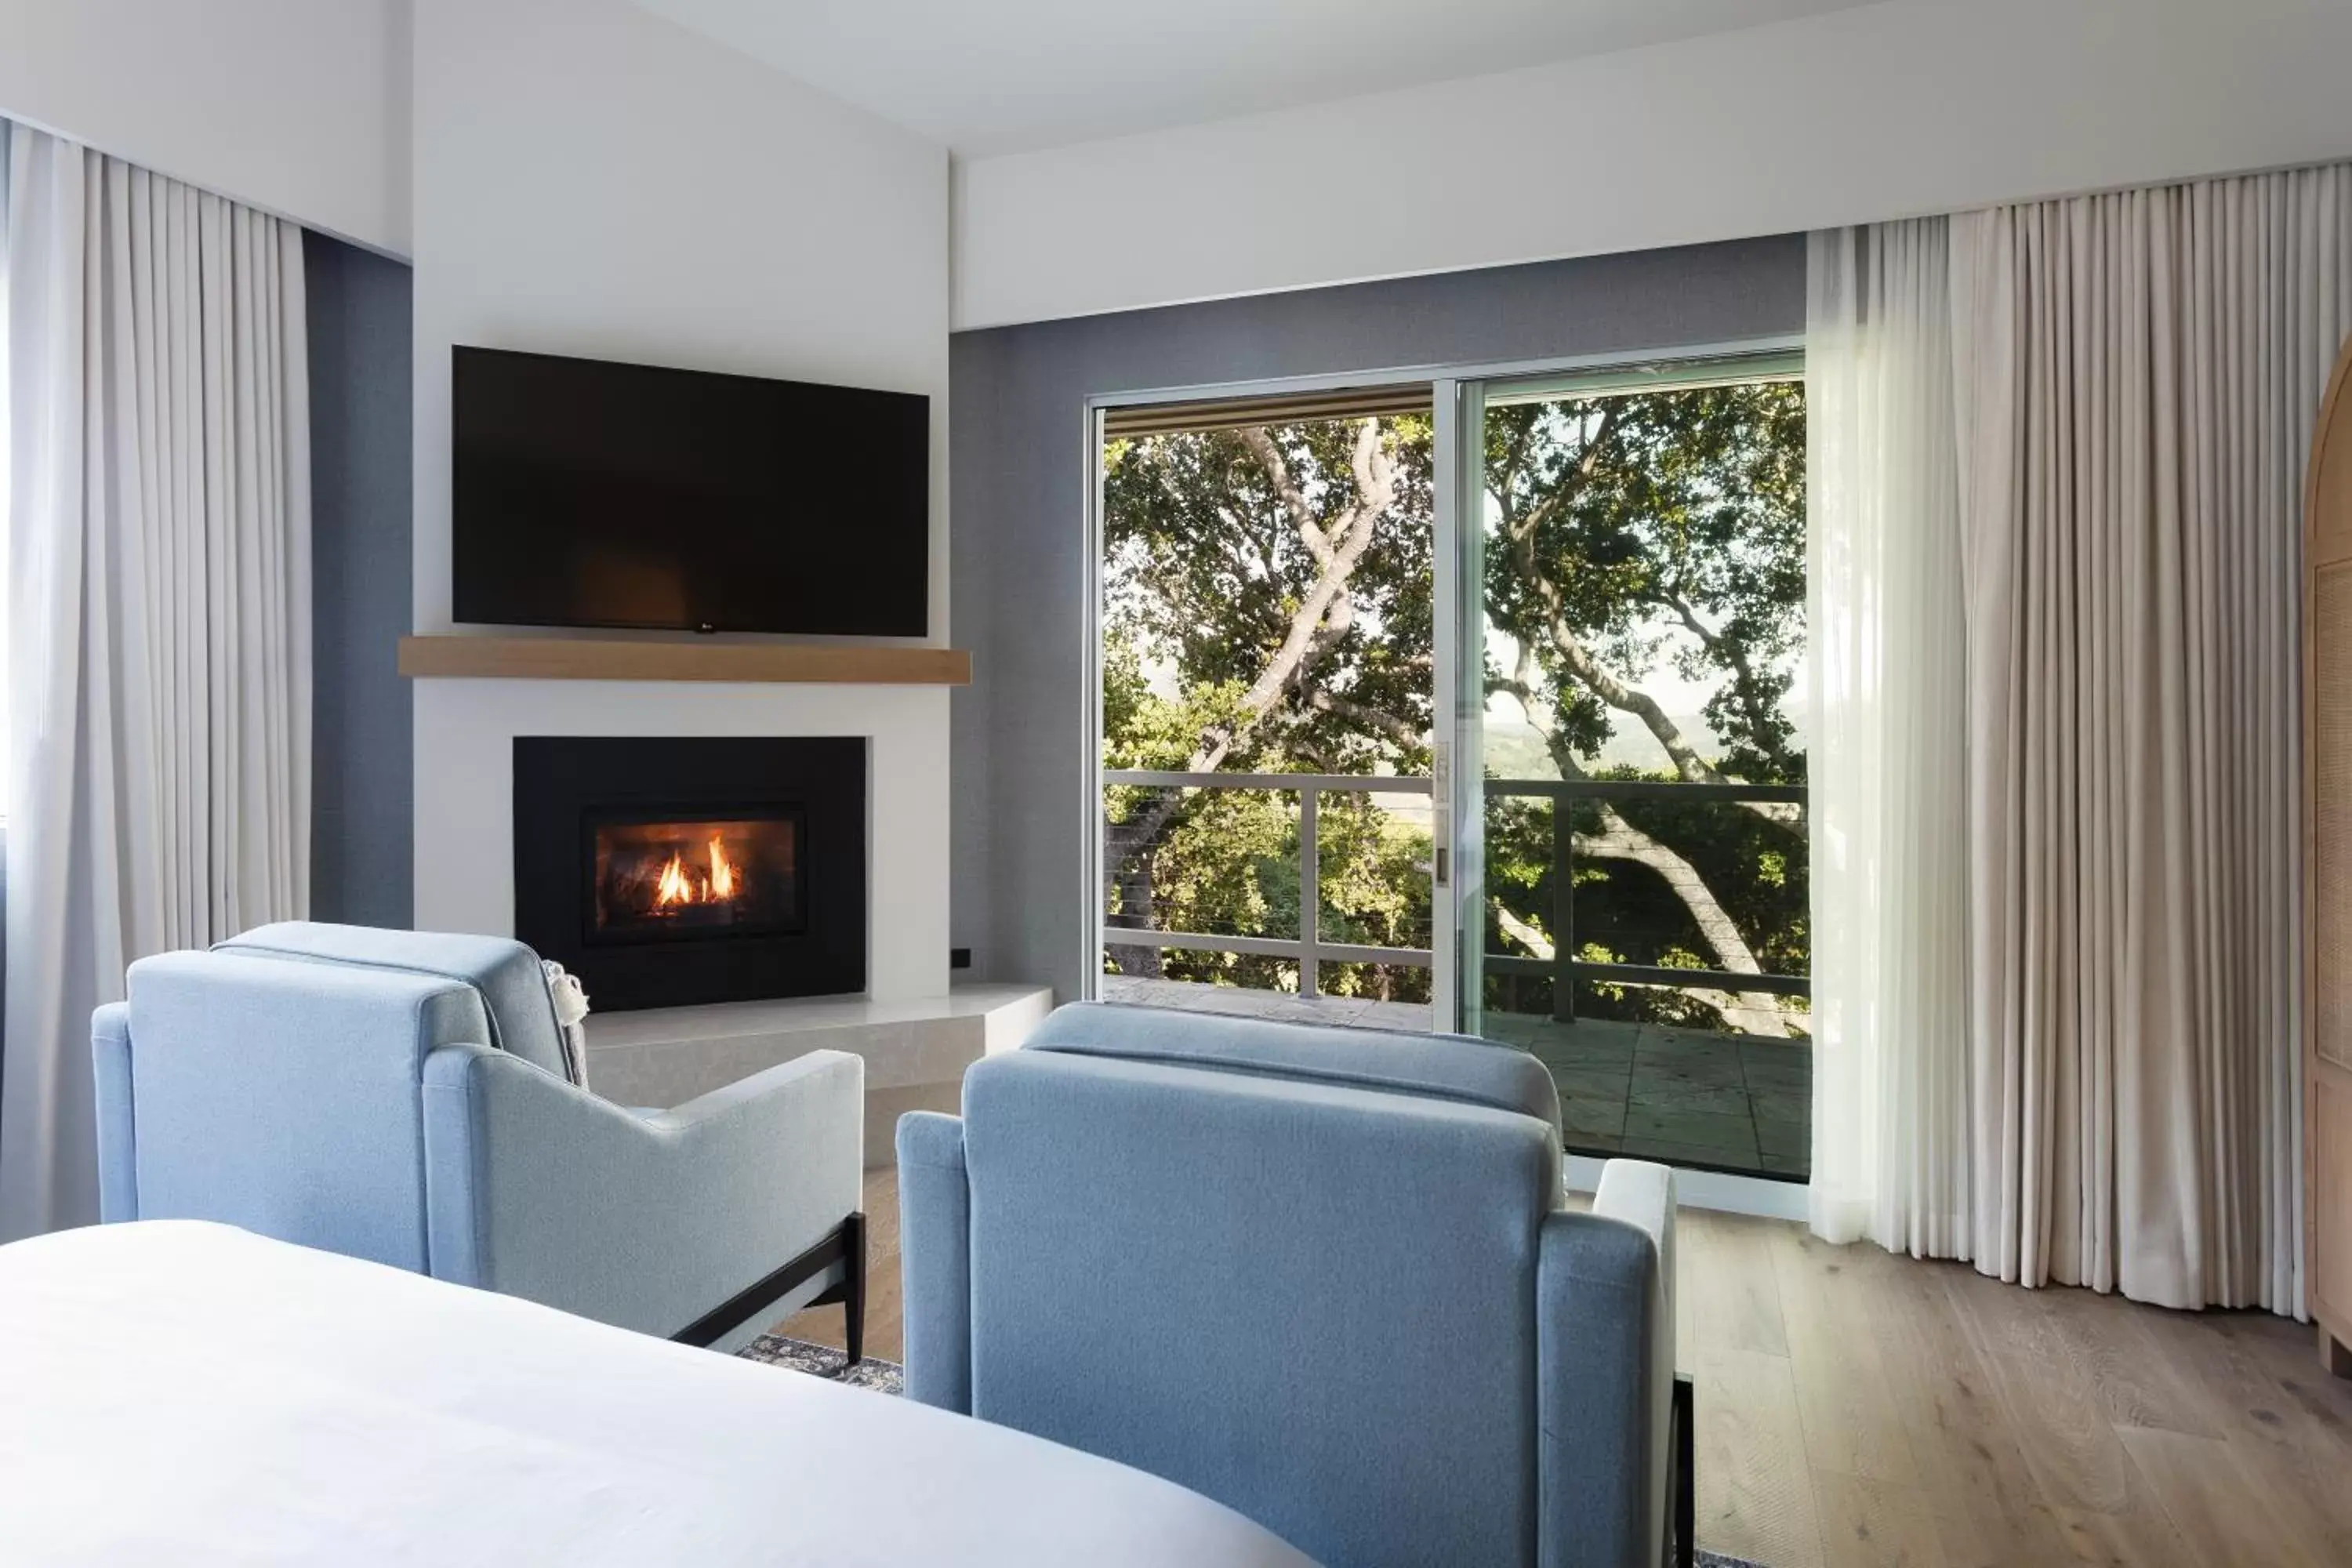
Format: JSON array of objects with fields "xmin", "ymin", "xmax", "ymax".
[
  {"xmin": 1312, "ymin": 794, "xmax": 1432, "ymax": 1002},
  {"xmin": 1103, "ymin": 419, "xmax": 1433, "ymax": 775},
  {"xmin": 1485, "ymin": 383, "xmax": 1807, "ymax": 782}
]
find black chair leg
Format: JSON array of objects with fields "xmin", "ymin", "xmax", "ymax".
[
  {"xmin": 670, "ymin": 1211, "xmax": 871, "ymax": 1356},
  {"xmin": 1672, "ymin": 1374, "xmax": 1695, "ymax": 1568},
  {"xmin": 841, "ymin": 1211, "xmax": 867, "ymax": 1368}
]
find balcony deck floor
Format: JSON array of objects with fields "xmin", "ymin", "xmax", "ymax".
[{"xmin": 1100, "ymin": 975, "xmax": 1808, "ymax": 1179}]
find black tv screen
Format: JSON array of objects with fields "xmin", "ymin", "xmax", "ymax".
[{"xmin": 452, "ymin": 347, "xmax": 928, "ymax": 636}]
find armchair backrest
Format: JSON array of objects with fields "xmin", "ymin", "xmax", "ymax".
[
  {"xmin": 956, "ymin": 1005, "xmax": 1565, "ymax": 1568},
  {"xmin": 108, "ymin": 949, "xmax": 493, "ymax": 1271},
  {"xmin": 1023, "ymin": 1000, "xmax": 1563, "ymax": 1121},
  {"xmin": 212, "ymin": 923, "xmax": 573, "ymax": 1081}
]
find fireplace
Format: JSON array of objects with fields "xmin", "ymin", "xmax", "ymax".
[{"xmin": 514, "ymin": 737, "xmax": 865, "ymax": 1011}]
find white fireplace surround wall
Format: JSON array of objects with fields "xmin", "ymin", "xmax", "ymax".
[
  {"xmin": 403, "ymin": 0, "xmax": 953, "ymax": 1008},
  {"xmin": 412, "ymin": 678, "xmax": 951, "ymax": 1004}
]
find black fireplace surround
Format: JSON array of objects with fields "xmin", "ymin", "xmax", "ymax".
[{"xmin": 514, "ymin": 736, "xmax": 866, "ymax": 1011}]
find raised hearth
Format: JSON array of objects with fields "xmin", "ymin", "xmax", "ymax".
[
  {"xmin": 586, "ymin": 984, "xmax": 1053, "ymax": 1169},
  {"xmin": 514, "ymin": 736, "xmax": 865, "ymax": 1011}
]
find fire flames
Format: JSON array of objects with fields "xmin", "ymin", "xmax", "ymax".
[{"xmin": 651, "ymin": 833, "xmax": 742, "ymax": 909}]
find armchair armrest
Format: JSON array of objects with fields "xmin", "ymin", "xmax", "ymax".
[
  {"xmin": 421, "ymin": 1044, "xmax": 862, "ymax": 1341},
  {"xmin": 1591, "ymin": 1159, "xmax": 1675, "ymax": 1345},
  {"xmin": 895, "ymin": 1110, "xmax": 971, "ymax": 1413},
  {"xmin": 91, "ymin": 1003, "xmax": 137, "ymax": 1223},
  {"xmin": 1537, "ymin": 1159, "xmax": 1676, "ymax": 1568}
]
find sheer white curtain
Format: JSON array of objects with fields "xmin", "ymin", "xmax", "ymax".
[
  {"xmin": 0, "ymin": 125, "xmax": 311, "ymax": 1241},
  {"xmin": 1805, "ymin": 221, "xmax": 1973, "ymax": 1255}
]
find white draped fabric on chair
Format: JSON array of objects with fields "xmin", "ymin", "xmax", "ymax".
[
  {"xmin": 1809, "ymin": 162, "xmax": 2352, "ymax": 1312},
  {"xmin": 0, "ymin": 122, "xmax": 312, "ymax": 1241}
]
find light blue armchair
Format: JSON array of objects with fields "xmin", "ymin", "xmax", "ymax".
[
  {"xmin": 92, "ymin": 923, "xmax": 866, "ymax": 1356},
  {"xmin": 898, "ymin": 1002, "xmax": 1684, "ymax": 1568}
]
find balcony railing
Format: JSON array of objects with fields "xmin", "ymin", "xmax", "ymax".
[
  {"xmin": 1484, "ymin": 778, "xmax": 1809, "ymax": 1023},
  {"xmin": 1102, "ymin": 771, "xmax": 1433, "ymax": 1000},
  {"xmin": 1101, "ymin": 771, "xmax": 1809, "ymax": 1019}
]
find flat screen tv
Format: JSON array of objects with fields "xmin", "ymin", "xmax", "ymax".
[{"xmin": 452, "ymin": 346, "xmax": 929, "ymax": 636}]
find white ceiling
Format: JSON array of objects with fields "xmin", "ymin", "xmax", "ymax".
[{"xmin": 632, "ymin": 0, "xmax": 1888, "ymax": 157}]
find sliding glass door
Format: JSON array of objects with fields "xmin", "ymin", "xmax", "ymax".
[
  {"xmin": 1461, "ymin": 354, "xmax": 1812, "ymax": 1178},
  {"xmin": 1090, "ymin": 387, "xmax": 1455, "ymax": 1030},
  {"xmin": 1087, "ymin": 348, "xmax": 1813, "ymax": 1180}
]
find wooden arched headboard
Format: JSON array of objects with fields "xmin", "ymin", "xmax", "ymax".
[{"xmin": 2305, "ymin": 330, "xmax": 2352, "ymax": 1372}]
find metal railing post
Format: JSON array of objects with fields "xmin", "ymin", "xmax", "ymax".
[
  {"xmin": 1298, "ymin": 785, "xmax": 1320, "ymax": 1000},
  {"xmin": 1550, "ymin": 789, "xmax": 1575, "ymax": 1024}
]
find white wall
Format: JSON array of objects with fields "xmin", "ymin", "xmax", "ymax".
[
  {"xmin": 953, "ymin": 0, "xmax": 2352, "ymax": 329},
  {"xmin": 412, "ymin": 0, "xmax": 949, "ymax": 641},
  {"xmin": 0, "ymin": 0, "xmax": 409, "ymax": 255},
  {"xmin": 411, "ymin": 0, "xmax": 954, "ymax": 1000}
]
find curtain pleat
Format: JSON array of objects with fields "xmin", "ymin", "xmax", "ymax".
[{"xmin": 0, "ymin": 125, "xmax": 310, "ymax": 1241}]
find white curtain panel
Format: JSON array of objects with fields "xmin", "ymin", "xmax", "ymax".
[
  {"xmin": 0, "ymin": 125, "xmax": 311, "ymax": 1241},
  {"xmin": 1950, "ymin": 165, "xmax": 2352, "ymax": 1312},
  {"xmin": 1805, "ymin": 221, "xmax": 1973, "ymax": 1257}
]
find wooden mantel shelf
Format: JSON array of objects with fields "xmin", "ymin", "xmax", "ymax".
[{"xmin": 397, "ymin": 635, "xmax": 971, "ymax": 686}]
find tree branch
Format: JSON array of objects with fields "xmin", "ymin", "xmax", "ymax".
[
  {"xmin": 1109, "ymin": 420, "xmax": 1400, "ymax": 882},
  {"xmin": 1652, "ymin": 590, "xmax": 1804, "ymax": 829},
  {"xmin": 1240, "ymin": 426, "xmax": 1336, "ymax": 567},
  {"xmin": 1501, "ymin": 673, "xmax": 1791, "ymax": 1034},
  {"xmin": 1304, "ymin": 685, "xmax": 1422, "ymax": 751},
  {"xmin": 1658, "ymin": 590, "xmax": 1781, "ymax": 755},
  {"xmin": 1576, "ymin": 804, "xmax": 1790, "ymax": 1036},
  {"xmin": 1490, "ymin": 405, "xmax": 1723, "ymax": 783},
  {"xmin": 1196, "ymin": 422, "xmax": 1392, "ymax": 769},
  {"xmin": 1493, "ymin": 898, "xmax": 1554, "ymax": 960},
  {"xmin": 1502, "ymin": 401, "xmax": 1619, "ymax": 546},
  {"xmin": 1532, "ymin": 584, "xmax": 1720, "ymax": 783}
]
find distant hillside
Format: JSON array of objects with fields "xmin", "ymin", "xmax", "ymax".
[{"xmin": 1482, "ymin": 715, "xmax": 1712, "ymax": 779}]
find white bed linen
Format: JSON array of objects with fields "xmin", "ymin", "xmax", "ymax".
[{"xmin": 0, "ymin": 1221, "xmax": 1316, "ymax": 1566}]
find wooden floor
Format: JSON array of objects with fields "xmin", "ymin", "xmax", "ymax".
[{"xmin": 780, "ymin": 1171, "xmax": 2352, "ymax": 1566}]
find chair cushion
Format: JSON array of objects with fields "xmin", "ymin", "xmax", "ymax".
[
  {"xmin": 215, "ymin": 923, "xmax": 573, "ymax": 1082},
  {"xmin": 1023, "ymin": 1000, "xmax": 1560, "ymax": 1129}
]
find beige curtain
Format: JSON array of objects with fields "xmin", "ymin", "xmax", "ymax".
[
  {"xmin": 1950, "ymin": 164, "xmax": 2352, "ymax": 1311},
  {"xmin": 0, "ymin": 124, "xmax": 311, "ymax": 1240}
]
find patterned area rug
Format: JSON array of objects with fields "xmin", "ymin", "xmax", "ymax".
[
  {"xmin": 737, "ymin": 1333, "xmax": 905, "ymax": 1394},
  {"xmin": 735, "ymin": 1337, "xmax": 1764, "ymax": 1567}
]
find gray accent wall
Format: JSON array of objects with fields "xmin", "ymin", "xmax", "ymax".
[
  {"xmin": 950, "ymin": 234, "xmax": 1806, "ymax": 1004},
  {"xmin": 306, "ymin": 230, "xmax": 415, "ymax": 927}
]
